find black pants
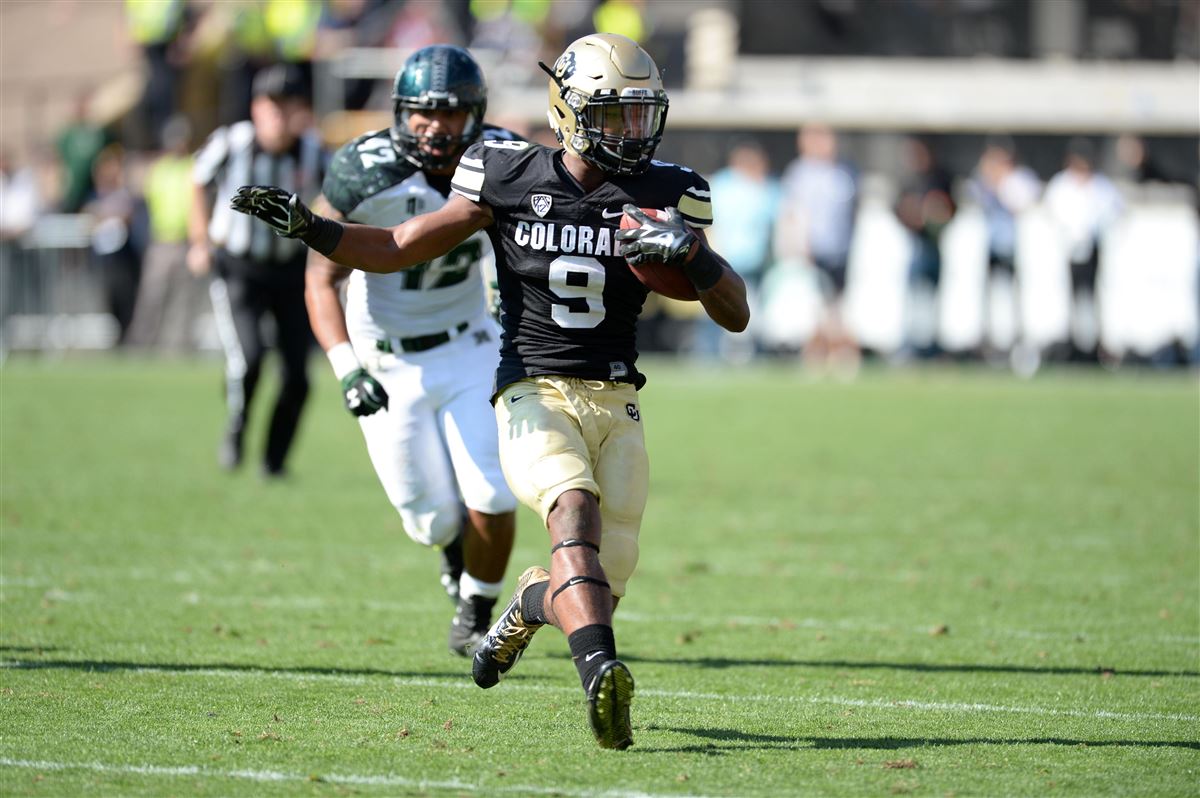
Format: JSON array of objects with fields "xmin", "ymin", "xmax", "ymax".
[
  {"xmin": 1068, "ymin": 248, "xmax": 1101, "ymax": 361},
  {"xmin": 210, "ymin": 251, "xmax": 312, "ymax": 473}
]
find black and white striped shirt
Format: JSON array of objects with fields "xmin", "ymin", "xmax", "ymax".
[{"xmin": 193, "ymin": 120, "xmax": 326, "ymax": 263}]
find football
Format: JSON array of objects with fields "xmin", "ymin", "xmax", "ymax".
[{"xmin": 620, "ymin": 208, "xmax": 699, "ymax": 302}]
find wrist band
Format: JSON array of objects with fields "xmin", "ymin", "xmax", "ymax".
[
  {"xmin": 300, "ymin": 215, "xmax": 344, "ymax": 258},
  {"xmin": 682, "ymin": 247, "xmax": 724, "ymax": 291},
  {"xmin": 326, "ymin": 341, "xmax": 360, "ymax": 381}
]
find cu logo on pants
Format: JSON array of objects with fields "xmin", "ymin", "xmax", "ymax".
[{"xmin": 625, "ymin": 403, "xmax": 640, "ymax": 422}]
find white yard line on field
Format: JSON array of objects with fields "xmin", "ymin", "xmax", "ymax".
[
  {"xmin": 3, "ymin": 662, "xmax": 1193, "ymax": 724},
  {"xmin": 6, "ymin": 579, "xmax": 1196, "ymax": 647},
  {"xmin": 0, "ymin": 758, "xmax": 692, "ymax": 798}
]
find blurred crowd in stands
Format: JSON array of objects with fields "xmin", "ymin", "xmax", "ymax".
[
  {"xmin": 1, "ymin": 0, "xmax": 1196, "ymax": 374},
  {"xmin": 643, "ymin": 124, "xmax": 1198, "ymax": 375}
]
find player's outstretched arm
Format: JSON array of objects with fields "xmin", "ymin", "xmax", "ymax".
[{"xmin": 231, "ymin": 186, "xmax": 492, "ymax": 274}]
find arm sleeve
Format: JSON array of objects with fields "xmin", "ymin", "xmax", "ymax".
[
  {"xmin": 321, "ymin": 141, "xmax": 361, "ymax": 216},
  {"xmin": 450, "ymin": 141, "xmax": 488, "ymax": 204},
  {"xmin": 677, "ymin": 172, "xmax": 713, "ymax": 229},
  {"xmin": 191, "ymin": 127, "xmax": 229, "ymax": 187}
]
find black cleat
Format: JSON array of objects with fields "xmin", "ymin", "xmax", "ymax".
[
  {"xmin": 471, "ymin": 566, "xmax": 549, "ymax": 688},
  {"xmin": 438, "ymin": 533, "xmax": 464, "ymax": 605},
  {"xmin": 448, "ymin": 594, "xmax": 496, "ymax": 657},
  {"xmin": 585, "ymin": 659, "xmax": 635, "ymax": 750}
]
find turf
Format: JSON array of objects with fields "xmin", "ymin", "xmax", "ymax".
[{"xmin": 1, "ymin": 356, "xmax": 1197, "ymax": 796}]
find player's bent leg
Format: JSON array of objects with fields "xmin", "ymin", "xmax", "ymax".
[
  {"xmin": 447, "ymin": 508, "xmax": 515, "ymax": 658},
  {"xmin": 593, "ymin": 387, "xmax": 649, "ymax": 598},
  {"xmin": 471, "ymin": 564, "xmax": 550, "ymax": 688},
  {"xmin": 541, "ymin": 489, "xmax": 635, "ymax": 749},
  {"xmin": 462, "ymin": 507, "xmax": 514, "ymax": 584},
  {"xmin": 542, "ymin": 489, "xmax": 610, "ymax": 633},
  {"xmin": 394, "ymin": 503, "xmax": 469, "ymax": 611},
  {"xmin": 357, "ymin": 375, "xmax": 462, "ymax": 601}
]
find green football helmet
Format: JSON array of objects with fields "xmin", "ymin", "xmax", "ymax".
[{"xmin": 391, "ymin": 45, "xmax": 488, "ymax": 170}]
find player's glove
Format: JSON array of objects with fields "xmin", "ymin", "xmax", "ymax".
[
  {"xmin": 230, "ymin": 185, "xmax": 314, "ymax": 237},
  {"xmin": 340, "ymin": 368, "xmax": 389, "ymax": 417},
  {"xmin": 230, "ymin": 185, "xmax": 344, "ymax": 256},
  {"xmin": 615, "ymin": 204, "xmax": 698, "ymax": 267}
]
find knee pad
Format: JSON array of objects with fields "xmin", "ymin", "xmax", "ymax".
[
  {"xmin": 398, "ymin": 503, "xmax": 462, "ymax": 548},
  {"xmin": 599, "ymin": 525, "xmax": 639, "ymax": 598}
]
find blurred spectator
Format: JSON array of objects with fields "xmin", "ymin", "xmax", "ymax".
[
  {"xmin": 126, "ymin": 115, "xmax": 204, "ymax": 351},
  {"xmin": 209, "ymin": 1, "xmax": 278, "ymax": 127},
  {"xmin": 315, "ymin": 0, "xmax": 389, "ymax": 111},
  {"xmin": 386, "ymin": 0, "xmax": 464, "ymax": 48},
  {"xmin": 894, "ymin": 136, "xmax": 956, "ymax": 358},
  {"xmin": 265, "ymin": 0, "xmax": 322, "ymax": 84},
  {"xmin": 85, "ymin": 145, "xmax": 146, "ymax": 344},
  {"xmin": 776, "ymin": 124, "xmax": 860, "ymax": 372},
  {"xmin": 1043, "ymin": 138, "xmax": 1124, "ymax": 362},
  {"xmin": 468, "ymin": 0, "xmax": 548, "ymax": 84},
  {"xmin": 190, "ymin": 65, "xmax": 326, "ymax": 478},
  {"xmin": 1113, "ymin": 134, "xmax": 1175, "ymax": 185},
  {"xmin": 699, "ymin": 140, "xmax": 780, "ymax": 360},
  {"xmin": 970, "ymin": 136, "xmax": 1041, "ymax": 358},
  {"xmin": 0, "ymin": 151, "xmax": 41, "ymax": 242},
  {"xmin": 0, "ymin": 151, "xmax": 44, "ymax": 328},
  {"xmin": 56, "ymin": 90, "xmax": 111, "ymax": 213},
  {"xmin": 592, "ymin": 0, "xmax": 647, "ymax": 43},
  {"xmin": 125, "ymin": 0, "xmax": 190, "ymax": 149}
]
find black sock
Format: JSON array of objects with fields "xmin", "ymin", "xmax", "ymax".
[
  {"xmin": 568, "ymin": 624, "xmax": 616, "ymax": 689},
  {"xmin": 520, "ymin": 581, "xmax": 549, "ymax": 625}
]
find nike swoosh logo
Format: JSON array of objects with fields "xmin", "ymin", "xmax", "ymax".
[
  {"xmin": 584, "ymin": 651, "xmax": 604, "ymax": 662},
  {"xmin": 600, "ymin": 208, "xmax": 624, "ymax": 219},
  {"xmin": 509, "ymin": 394, "xmax": 529, "ymax": 404}
]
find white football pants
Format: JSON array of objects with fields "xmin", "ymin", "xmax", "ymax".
[{"xmin": 353, "ymin": 315, "xmax": 516, "ymax": 548}]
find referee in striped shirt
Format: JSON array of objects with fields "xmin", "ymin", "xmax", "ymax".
[{"xmin": 188, "ymin": 64, "xmax": 328, "ymax": 478}]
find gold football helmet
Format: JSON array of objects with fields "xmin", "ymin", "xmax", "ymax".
[{"xmin": 540, "ymin": 33, "xmax": 669, "ymax": 175}]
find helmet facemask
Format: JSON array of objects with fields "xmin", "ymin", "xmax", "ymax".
[
  {"xmin": 391, "ymin": 99, "xmax": 484, "ymax": 171},
  {"xmin": 561, "ymin": 88, "xmax": 667, "ymax": 175}
]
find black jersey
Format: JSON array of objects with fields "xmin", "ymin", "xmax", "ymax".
[{"xmin": 450, "ymin": 141, "xmax": 713, "ymax": 392}]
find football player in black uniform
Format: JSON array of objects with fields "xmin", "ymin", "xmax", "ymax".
[
  {"xmin": 231, "ymin": 33, "xmax": 750, "ymax": 750},
  {"xmin": 304, "ymin": 46, "xmax": 523, "ymax": 659}
]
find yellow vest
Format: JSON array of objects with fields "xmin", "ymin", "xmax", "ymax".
[
  {"xmin": 145, "ymin": 155, "xmax": 193, "ymax": 243},
  {"xmin": 265, "ymin": 0, "xmax": 321, "ymax": 61},
  {"xmin": 592, "ymin": 1, "xmax": 645, "ymax": 44},
  {"xmin": 126, "ymin": 0, "xmax": 184, "ymax": 46}
]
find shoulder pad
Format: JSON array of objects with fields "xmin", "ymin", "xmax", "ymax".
[
  {"xmin": 481, "ymin": 125, "xmax": 528, "ymax": 144},
  {"xmin": 324, "ymin": 130, "xmax": 420, "ymax": 216}
]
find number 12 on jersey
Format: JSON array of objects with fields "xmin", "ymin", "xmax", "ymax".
[{"xmin": 401, "ymin": 239, "xmax": 483, "ymax": 290}]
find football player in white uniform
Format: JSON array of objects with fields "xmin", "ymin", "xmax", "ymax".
[
  {"xmin": 303, "ymin": 46, "xmax": 521, "ymax": 657},
  {"xmin": 232, "ymin": 34, "xmax": 749, "ymax": 749}
]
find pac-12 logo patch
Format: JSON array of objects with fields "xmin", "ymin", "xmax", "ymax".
[
  {"xmin": 626, "ymin": 403, "xmax": 640, "ymax": 422},
  {"xmin": 531, "ymin": 194, "xmax": 553, "ymax": 217}
]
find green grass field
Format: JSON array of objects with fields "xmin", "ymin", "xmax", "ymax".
[{"xmin": 1, "ymin": 356, "xmax": 1197, "ymax": 796}]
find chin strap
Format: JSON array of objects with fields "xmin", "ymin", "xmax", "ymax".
[{"xmin": 537, "ymin": 61, "xmax": 561, "ymax": 87}]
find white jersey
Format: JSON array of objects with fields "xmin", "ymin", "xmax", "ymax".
[{"xmin": 323, "ymin": 128, "xmax": 510, "ymax": 340}]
